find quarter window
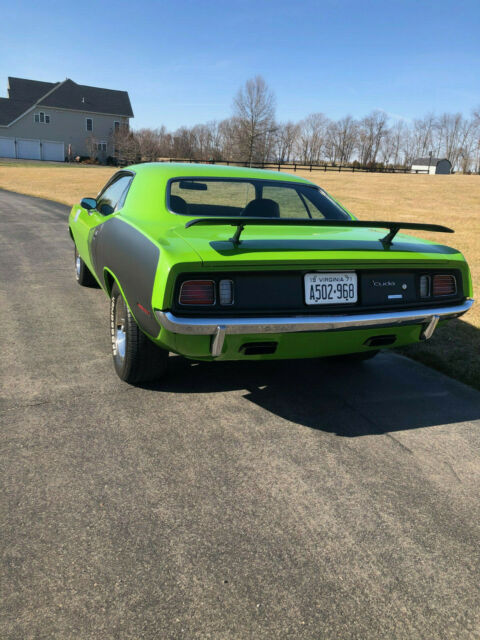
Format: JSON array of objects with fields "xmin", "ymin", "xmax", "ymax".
[
  {"xmin": 86, "ymin": 118, "xmax": 93, "ymax": 132},
  {"xmin": 96, "ymin": 175, "xmax": 133, "ymax": 215}
]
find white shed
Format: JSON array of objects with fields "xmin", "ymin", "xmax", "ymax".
[{"xmin": 411, "ymin": 157, "xmax": 452, "ymax": 174}]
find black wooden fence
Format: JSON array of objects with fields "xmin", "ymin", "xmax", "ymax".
[{"xmin": 163, "ymin": 158, "xmax": 430, "ymax": 174}]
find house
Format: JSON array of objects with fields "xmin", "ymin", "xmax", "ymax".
[
  {"xmin": 0, "ymin": 77, "xmax": 133, "ymax": 162},
  {"xmin": 411, "ymin": 157, "xmax": 452, "ymax": 175}
]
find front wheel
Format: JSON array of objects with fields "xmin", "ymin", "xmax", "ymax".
[{"xmin": 110, "ymin": 283, "xmax": 168, "ymax": 384}]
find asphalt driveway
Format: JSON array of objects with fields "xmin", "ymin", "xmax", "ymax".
[{"xmin": 1, "ymin": 188, "xmax": 480, "ymax": 639}]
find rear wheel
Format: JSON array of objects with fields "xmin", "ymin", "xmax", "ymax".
[
  {"xmin": 75, "ymin": 245, "xmax": 98, "ymax": 287},
  {"xmin": 110, "ymin": 283, "xmax": 168, "ymax": 384}
]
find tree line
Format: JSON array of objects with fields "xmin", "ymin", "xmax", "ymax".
[{"xmin": 113, "ymin": 76, "xmax": 480, "ymax": 173}]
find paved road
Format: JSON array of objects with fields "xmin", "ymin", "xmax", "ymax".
[{"xmin": 1, "ymin": 188, "xmax": 480, "ymax": 639}]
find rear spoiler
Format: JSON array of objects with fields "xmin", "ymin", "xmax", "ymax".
[{"xmin": 184, "ymin": 217, "xmax": 454, "ymax": 247}]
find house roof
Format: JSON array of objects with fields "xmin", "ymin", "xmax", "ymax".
[
  {"xmin": 0, "ymin": 77, "xmax": 133, "ymax": 126},
  {"xmin": 0, "ymin": 98, "xmax": 33, "ymax": 126},
  {"xmin": 412, "ymin": 157, "xmax": 451, "ymax": 166},
  {"xmin": 8, "ymin": 77, "xmax": 57, "ymax": 102},
  {"xmin": 38, "ymin": 79, "xmax": 134, "ymax": 117}
]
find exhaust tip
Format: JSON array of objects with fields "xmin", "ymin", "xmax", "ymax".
[
  {"xmin": 240, "ymin": 342, "xmax": 278, "ymax": 355},
  {"xmin": 363, "ymin": 335, "xmax": 397, "ymax": 347}
]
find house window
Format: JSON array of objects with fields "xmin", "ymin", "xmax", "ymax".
[
  {"xmin": 97, "ymin": 141, "xmax": 107, "ymax": 152},
  {"xmin": 114, "ymin": 121, "xmax": 120, "ymax": 133},
  {"xmin": 86, "ymin": 118, "xmax": 93, "ymax": 132},
  {"xmin": 34, "ymin": 112, "xmax": 50, "ymax": 124}
]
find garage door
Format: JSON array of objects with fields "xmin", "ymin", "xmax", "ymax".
[
  {"xmin": 42, "ymin": 141, "xmax": 65, "ymax": 162},
  {"xmin": 17, "ymin": 139, "xmax": 41, "ymax": 160},
  {"xmin": 0, "ymin": 137, "xmax": 16, "ymax": 158}
]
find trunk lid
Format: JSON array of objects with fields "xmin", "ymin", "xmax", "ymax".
[{"xmin": 174, "ymin": 222, "xmax": 461, "ymax": 268}]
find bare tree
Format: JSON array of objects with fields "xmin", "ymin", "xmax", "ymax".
[
  {"xmin": 328, "ymin": 115, "xmax": 358, "ymax": 164},
  {"xmin": 379, "ymin": 129, "xmax": 396, "ymax": 166},
  {"xmin": 85, "ymin": 135, "xmax": 98, "ymax": 162},
  {"xmin": 358, "ymin": 110, "xmax": 389, "ymax": 165},
  {"xmin": 217, "ymin": 118, "xmax": 238, "ymax": 160},
  {"xmin": 388, "ymin": 120, "xmax": 407, "ymax": 166},
  {"xmin": 116, "ymin": 83, "xmax": 480, "ymax": 173},
  {"xmin": 273, "ymin": 121, "xmax": 300, "ymax": 162},
  {"xmin": 232, "ymin": 76, "xmax": 276, "ymax": 164},
  {"xmin": 136, "ymin": 128, "xmax": 162, "ymax": 162},
  {"xmin": 171, "ymin": 126, "xmax": 196, "ymax": 159},
  {"xmin": 411, "ymin": 114, "xmax": 436, "ymax": 159},
  {"xmin": 297, "ymin": 113, "xmax": 330, "ymax": 164},
  {"xmin": 112, "ymin": 126, "xmax": 139, "ymax": 165}
]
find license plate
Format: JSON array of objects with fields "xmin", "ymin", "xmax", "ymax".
[{"xmin": 304, "ymin": 272, "xmax": 358, "ymax": 305}]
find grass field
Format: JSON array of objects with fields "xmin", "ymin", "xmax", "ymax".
[{"xmin": 1, "ymin": 162, "xmax": 479, "ymax": 389}]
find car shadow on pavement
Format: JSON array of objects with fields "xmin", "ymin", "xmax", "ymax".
[{"xmin": 143, "ymin": 352, "xmax": 480, "ymax": 436}]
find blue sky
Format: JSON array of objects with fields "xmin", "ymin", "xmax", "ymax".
[{"xmin": 1, "ymin": 0, "xmax": 479, "ymax": 129}]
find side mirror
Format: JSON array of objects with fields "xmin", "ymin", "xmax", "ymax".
[{"xmin": 81, "ymin": 197, "xmax": 97, "ymax": 211}]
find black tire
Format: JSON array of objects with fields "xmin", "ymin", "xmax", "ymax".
[
  {"xmin": 75, "ymin": 245, "xmax": 98, "ymax": 287},
  {"xmin": 110, "ymin": 283, "xmax": 168, "ymax": 384}
]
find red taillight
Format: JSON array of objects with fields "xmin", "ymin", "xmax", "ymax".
[
  {"xmin": 179, "ymin": 280, "xmax": 215, "ymax": 305},
  {"xmin": 432, "ymin": 274, "xmax": 456, "ymax": 297}
]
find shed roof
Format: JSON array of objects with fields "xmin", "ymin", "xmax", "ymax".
[{"xmin": 411, "ymin": 157, "xmax": 451, "ymax": 166}]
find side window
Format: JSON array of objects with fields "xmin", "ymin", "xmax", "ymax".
[
  {"xmin": 262, "ymin": 185, "xmax": 311, "ymax": 218},
  {"xmin": 97, "ymin": 175, "xmax": 133, "ymax": 215}
]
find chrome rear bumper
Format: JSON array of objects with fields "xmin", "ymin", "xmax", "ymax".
[{"xmin": 155, "ymin": 299, "xmax": 473, "ymax": 356}]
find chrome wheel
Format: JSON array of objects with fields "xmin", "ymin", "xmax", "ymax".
[
  {"xmin": 74, "ymin": 244, "xmax": 98, "ymax": 288},
  {"xmin": 114, "ymin": 295, "xmax": 127, "ymax": 360},
  {"xmin": 75, "ymin": 247, "xmax": 81, "ymax": 280},
  {"xmin": 109, "ymin": 282, "xmax": 168, "ymax": 384}
]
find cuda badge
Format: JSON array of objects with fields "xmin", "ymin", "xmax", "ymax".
[{"xmin": 372, "ymin": 280, "xmax": 396, "ymax": 287}]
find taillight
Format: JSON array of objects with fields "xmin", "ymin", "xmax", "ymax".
[
  {"xmin": 179, "ymin": 280, "xmax": 215, "ymax": 305},
  {"xmin": 432, "ymin": 274, "xmax": 456, "ymax": 297}
]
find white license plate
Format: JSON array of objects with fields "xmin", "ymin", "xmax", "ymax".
[{"xmin": 304, "ymin": 272, "xmax": 358, "ymax": 305}]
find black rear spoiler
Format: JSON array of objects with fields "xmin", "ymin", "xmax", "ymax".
[{"xmin": 184, "ymin": 217, "xmax": 454, "ymax": 247}]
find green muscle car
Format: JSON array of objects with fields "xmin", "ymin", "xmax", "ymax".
[{"xmin": 69, "ymin": 163, "xmax": 473, "ymax": 384}]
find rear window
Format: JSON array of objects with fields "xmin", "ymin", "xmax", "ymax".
[{"xmin": 168, "ymin": 178, "xmax": 350, "ymax": 220}]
